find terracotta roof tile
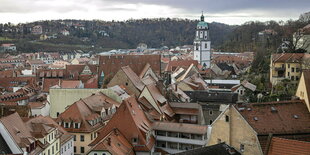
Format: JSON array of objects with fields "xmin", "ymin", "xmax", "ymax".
[
  {"xmin": 56, "ymin": 100, "xmax": 103, "ymax": 133},
  {"xmin": 121, "ymin": 66, "xmax": 145, "ymax": 91},
  {"xmin": 90, "ymin": 96, "xmax": 155, "ymax": 152},
  {"xmin": 89, "ymin": 129, "xmax": 134, "ymax": 155},
  {"xmin": 42, "ymin": 78, "xmax": 60, "ymax": 92},
  {"xmin": 139, "ymin": 63, "xmax": 151, "ymax": 78},
  {"xmin": 272, "ymin": 53, "xmax": 305, "ymax": 63},
  {"xmin": 80, "ymin": 92, "xmax": 121, "ymax": 112},
  {"xmin": 99, "ymin": 55, "xmax": 161, "ymax": 77},
  {"xmin": 236, "ymin": 100, "xmax": 310, "ymax": 135},
  {"xmin": 0, "ymin": 113, "xmax": 35, "ymax": 148},
  {"xmin": 60, "ymin": 80, "xmax": 82, "ymax": 88},
  {"xmin": 268, "ymin": 137, "xmax": 310, "ymax": 155}
]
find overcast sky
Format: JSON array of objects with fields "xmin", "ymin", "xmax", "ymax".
[{"xmin": 0, "ymin": 0, "xmax": 309, "ymax": 25}]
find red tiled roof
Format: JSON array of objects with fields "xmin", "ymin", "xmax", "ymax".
[
  {"xmin": 84, "ymin": 76, "xmax": 98, "ymax": 88},
  {"xmin": 25, "ymin": 115, "xmax": 72, "ymax": 145},
  {"xmin": 139, "ymin": 63, "xmax": 151, "ymax": 78},
  {"xmin": 42, "ymin": 78, "xmax": 60, "ymax": 92},
  {"xmin": 65, "ymin": 64, "xmax": 98, "ymax": 76},
  {"xmin": 121, "ymin": 66, "xmax": 145, "ymax": 91},
  {"xmin": 28, "ymin": 102, "xmax": 45, "ymax": 109},
  {"xmin": 0, "ymin": 70, "xmax": 21, "ymax": 78},
  {"xmin": 90, "ymin": 96, "xmax": 155, "ymax": 152},
  {"xmin": 268, "ymin": 137, "xmax": 310, "ymax": 155},
  {"xmin": 56, "ymin": 100, "xmax": 103, "ymax": 133},
  {"xmin": 272, "ymin": 53, "xmax": 305, "ymax": 63},
  {"xmin": 80, "ymin": 92, "xmax": 121, "ymax": 112},
  {"xmin": 0, "ymin": 113, "xmax": 35, "ymax": 148},
  {"xmin": 98, "ymin": 55, "xmax": 161, "ymax": 77},
  {"xmin": 145, "ymin": 84, "xmax": 175, "ymax": 117},
  {"xmin": 0, "ymin": 76, "xmax": 36, "ymax": 92},
  {"xmin": 236, "ymin": 100, "xmax": 310, "ymax": 135},
  {"xmin": 89, "ymin": 129, "xmax": 134, "ymax": 155},
  {"xmin": 60, "ymin": 80, "xmax": 81, "ymax": 88}
]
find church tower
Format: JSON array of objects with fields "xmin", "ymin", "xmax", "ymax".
[{"xmin": 194, "ymin": 12, "xmax": 211, "ymax": 68}]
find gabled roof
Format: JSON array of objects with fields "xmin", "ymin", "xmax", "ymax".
[
  {"xmin": 144, "ymin": 83, "xmax": 175, "ymax": 117},
  {"xmin": 272, "ymin": 53, "xmax": 305, "ymax": 63},
  {"xmin": 99, "ymin": 55, "xmax": 161, "ymax": 77},
  {"xmin": 56, "ymin": 100, "xmax": 102, "ymax": 133},
  {"xmin": 89, "ymin": 96, "xmax": 155, "ymax": 152},
  {"xmin": 267, "ymin": 137, "xmax": 310, "ymax": 155},
  {"xmin": 139, "ymin": 63, "xmax": 151, "ymax": 78},
  {"xmin": 25, "ymin": 115, "xmax": 72, "ymax": 144},
  {"xmin": 89, "ymin": 129, "xmax": 134, "ymax": 155},
  {"xmin": 121, "ymin": 66, "xmax": 145, "ymax": 91},
  {"xmin": 231, "ymin": 80, "xmax": 256, "ymax": 92},
  {"xmin": 65, "ymin": 64, "xmax": 98, "ymax": 77},
  {"xmin": 236, "ymin": 100, "xmax": 310, "ymax": 135},
  {"xmin": 0, "ymin": 113, "xmax": 35, "ymax": 148},
  {"xmin": 80, "ymin": 92, "xmax": 121, "ymax": 112},
  {"xmin": 182, "ymin": 73, "xmax": 208, "ymax": 90}
]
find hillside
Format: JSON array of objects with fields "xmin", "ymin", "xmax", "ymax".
[{"xmin": 0, "ymin": 19, "xmax": 235, "ymax": 52}]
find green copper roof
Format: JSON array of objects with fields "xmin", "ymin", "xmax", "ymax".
[{"xmin": 197, "ymin": 21, "xmax": 209, "ymax": 29}]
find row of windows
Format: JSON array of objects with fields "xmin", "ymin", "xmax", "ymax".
[
  {"xmin": 73, "ymin": 133, "xmax": 98, "ymax": 142},
  {"xmin": 290, "ymin": 76, "xmax": 300, "ymax": 81},
  {"xmin": 74, "ymin": 146, "xmax": 84, "ymax": 153},
  {"xmin": 73, "ymin": 135, "xmax": 84, "ymax": 142},
  {"xmin": 61, "ymin": 140, "xmax": 73, "ymax": 154},
  {"xmin": 44, "ymin": 141, "xmax": 58, "ymax": 155},
  {"xmin": 194, "ymin": 43, "xmax": 208, "ymax": 50}
]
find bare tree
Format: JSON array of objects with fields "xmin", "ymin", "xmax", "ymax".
[{"xmin": 291, "ymin": 29, "xmax": 310, "ymax": 52}]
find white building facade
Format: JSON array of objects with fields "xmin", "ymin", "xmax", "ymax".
[{"xmin": 194, "ymin": 13, "xmax": 211, "ymax": 68}]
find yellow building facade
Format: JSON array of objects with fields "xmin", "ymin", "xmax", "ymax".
[
  {"xmin": 295, "ymin": 70, "xmax": 310, "ymax": 112},
  {"xmin": 270, "ymin": 53, "xmax": 304, "ymax": 87}
]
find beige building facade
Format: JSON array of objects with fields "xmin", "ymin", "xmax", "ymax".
[{"xmin": 208, "ymin": 105, "xmax": 263, "ymax": 155}]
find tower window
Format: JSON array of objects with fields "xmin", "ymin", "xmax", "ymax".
[{"xmin": 205, "ymin": 43, "xmax": 208, "ymax": 48}]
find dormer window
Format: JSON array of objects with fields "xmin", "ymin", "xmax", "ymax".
[
  {"xmin": 64, "ymin": 122, "xmax": 70, "ymax": 128},
  {"xmin": 74, "ymin": 123, "xmax": 80, "ymax": 129},
  {"xmin": 132, "ymin": 137, "xmax": 138, "ymax": 144}
]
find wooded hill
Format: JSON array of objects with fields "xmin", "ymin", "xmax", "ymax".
[{"xmin": 0, "ymin": 16, "xmax": 309, "ymax": 52}]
